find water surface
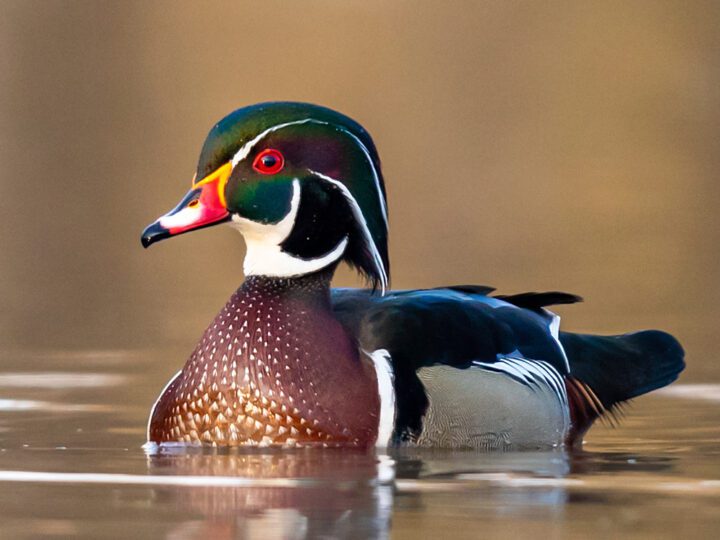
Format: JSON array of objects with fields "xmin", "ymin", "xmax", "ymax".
[{"xmin": 0, "ymin": 350, "xmax": 717, "ymax": 539}]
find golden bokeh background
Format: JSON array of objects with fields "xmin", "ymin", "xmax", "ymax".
[{"xmin": 1, "ymin": 1, "xmax": 717, "ymax": 379}]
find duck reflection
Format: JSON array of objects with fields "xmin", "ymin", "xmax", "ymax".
[
  {"xmin": 146, "ymin": 448, "xmax": 392, "ymax": 539},
  {"xmin": 144, "ymin": 446, "xmax": 677, "ymax": 539}
]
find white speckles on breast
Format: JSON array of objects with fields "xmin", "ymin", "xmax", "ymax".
[{"xmin": 148, "ymin": 273, "xmax": 380, "ymax": 448}]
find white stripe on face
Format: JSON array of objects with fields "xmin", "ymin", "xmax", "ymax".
[
  {"xmin": 231, "ymin": 119, "xmax": 316, "ymax": 168},
  {"xmin": 309, "ymin": 170, "xmax": 388, "ymax": 294},
  {"xmin": 334, "ymin": 127, "xmax": 388, "ymax": 227},
  {"xmin": 230, "ymin": 118, "xmax": 388, "ymax": 227}
]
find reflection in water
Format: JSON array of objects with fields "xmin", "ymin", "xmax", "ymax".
[
  {"xmin": 143, "ymin": 447, "xmax": 678, "ymax": 538},
  {"xmin": 0, "ymin": 446, "xmax": 702, "ymax": 538},
  {"xmin": 568, "ymin": 450, "xmax": 676, "ymax": 475},
  {"xmin": 146, "ymin": 449, "xmax": 393, "ymax": 539},
  {"xmin": 143, "ymin": 447, "xmax": 669, "ymax": 538}
]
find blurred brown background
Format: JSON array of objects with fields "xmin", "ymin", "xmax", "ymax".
[{"xmin": 0, "ymin": 1, "xmax": 717, "ymax": 379}]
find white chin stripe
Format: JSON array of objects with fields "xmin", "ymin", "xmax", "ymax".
[
  {"xmin": 366, "ymin": 349, "xmax": 396, "ymax": 448},
  {"xmin": 230, "ymin": 179, "xmax": 348, "ymax": 278}
]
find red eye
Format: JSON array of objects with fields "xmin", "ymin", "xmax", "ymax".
[{"xmin": 252, "ymin": 148, "xmax": 285, "ymax": 175}]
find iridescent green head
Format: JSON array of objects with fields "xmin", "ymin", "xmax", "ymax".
[{"xmin": 141, "ymin": 102, "xmax": 390, "ymax": 291}]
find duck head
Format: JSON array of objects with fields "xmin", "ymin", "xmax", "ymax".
[{"xmin": 141, "ymin": 102, "xmax": 389, "ymax": 292}]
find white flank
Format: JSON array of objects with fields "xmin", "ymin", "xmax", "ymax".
[
  {"xmin": 472, "ymin": 356, "xmax": 571, "ymax": 438},
  {"xmin": 230, "ymin": 179, "xmax": 349, "ymax": 277},
  {"xmin": 309, "ymin": 170, "xmax": 388, "ymax": 294},
  {"xmin": 146, "ymin": 370, "xmax": 182, "ymax": 441},
  {"xmin": 367, "ymin": 349, "xmax": 396, "ymax": 448}
]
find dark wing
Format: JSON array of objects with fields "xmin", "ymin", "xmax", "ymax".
[
  {"xmin": 332, "ymin": 286, "xmax": 572, "ymax": 440},
  {"xmin": 333, "ymin": 286, "xmax": 570, "ymax": 370},
  {"xmin": 495, "ymin": 291, "xmax": 582, "ymax": 312},
  {"xmin": 439, "ymin": 284, "xmax": 496, "ymax": 295}
]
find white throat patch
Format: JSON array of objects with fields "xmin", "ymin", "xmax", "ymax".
[{"xmin": 230, "ymin": 179, "xmax": 348, "ymax": 278}]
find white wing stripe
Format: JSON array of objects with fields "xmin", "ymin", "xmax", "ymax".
[
  {"xmin": 529, "ymin": 358, "xmax": 568, "ymax": 402},
  {"xmin": 472, "ymin": 357, "xmax": 568, "ymax": 408}
]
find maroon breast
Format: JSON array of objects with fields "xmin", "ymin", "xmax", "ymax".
[{"xmin": 148, "ymin": 274, "xmax": 381, "ymax": 448}]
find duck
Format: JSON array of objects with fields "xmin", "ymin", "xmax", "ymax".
[{"xmin": 141, "ymin": 102, "xmax": 684, "ymax": 450}]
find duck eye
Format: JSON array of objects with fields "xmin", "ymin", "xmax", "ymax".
[{"xmin": 252, "ymin": 148, "xmax": 285, "ymax": 175}]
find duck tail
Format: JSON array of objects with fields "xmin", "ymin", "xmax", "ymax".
[{"xmin": 559, "ymin": 330, "xmax": 685, "ymax": 445}]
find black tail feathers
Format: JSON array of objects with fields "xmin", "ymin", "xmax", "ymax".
[{"xmin": 559, "ymin": 329, "xmax": 685, "ymax": 411}]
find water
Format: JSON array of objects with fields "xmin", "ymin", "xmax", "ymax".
[{"xmin": 0, "ymin": 350, "xmax": 718, "ymax": 539}]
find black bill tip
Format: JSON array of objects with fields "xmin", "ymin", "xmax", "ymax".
[{"xmin": 141, "ymin": 221, "xmax": 170, "ymax": 248}]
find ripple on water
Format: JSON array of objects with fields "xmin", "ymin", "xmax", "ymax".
[
  {"xmin": 658, "ymin": 384, "xmax": 720, "ymax": 402},
  {"xmin": 0, "ymin": 373, "xmax": 126, "ymax": 389}
]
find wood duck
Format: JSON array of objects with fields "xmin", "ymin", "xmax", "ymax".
[{"xmin": 141, "ymin": 102, "xmax": 684, "ymax": 450}]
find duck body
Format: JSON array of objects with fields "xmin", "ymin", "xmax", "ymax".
[{"xmin": 142, "ymin": 102, "xmax": 684, "ymax": 450}]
